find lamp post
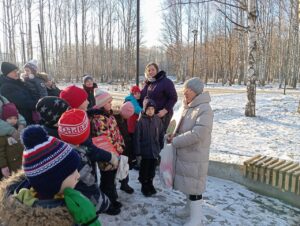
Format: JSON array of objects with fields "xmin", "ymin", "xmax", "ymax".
[
  {"xmin": 192, "ymin": 29, "xmax": 198, "ymax": 77},
  {"xmin": 136, "ymin": 0, "xmax": 140, "ymax": 86}
]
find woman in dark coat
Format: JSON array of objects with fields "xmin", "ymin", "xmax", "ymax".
[
  {"xmin": 140, "ymin": 62, "xmax": 178, "ymax": 133},
  {"xmin": 0, "ymin": 62, "xmax": 37, "ymax": 125}
]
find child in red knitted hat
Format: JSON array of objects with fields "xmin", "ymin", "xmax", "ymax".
[
  {"xmin": 58, "ymin": 108, "xmax": 121, "ymax": 215},
  {"xmin": 124, "ymin": 86, "xmax": 143, "ymax": 170},
  {"xmin": 60, "ymin": 85, "xmax": 89, "ymax": 111},
  {"xmin": 0, "ymin": 102, "xmax": 24, "ymax": 179}
]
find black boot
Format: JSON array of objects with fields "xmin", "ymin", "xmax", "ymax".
[
  {"xmin": 141, "ymin": 182, "xmax": 152, "ymax": 197},
  {"xmin": 120, "ymin": 176, "xmax": 134, "ymax": 194},
  {"xmin": 120, "ymin": 182, "xmax": 134, "ymax": 194},
  {"xmin": 112, "ymin": 200, "xmax": 123, "ymax": 209},
  {"xmin": 149, "ymin": 179, "xmax": 157, "ymax": 195},
  {"xmin": 104, "ymin": 203, "xmax": 121, "ymax": 215}
]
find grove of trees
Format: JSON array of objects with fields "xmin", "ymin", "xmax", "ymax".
[{"xmin": 0, "ymin": 0, "xmax": 299, "ymax": 91}]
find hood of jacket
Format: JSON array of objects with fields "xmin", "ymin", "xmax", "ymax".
[
  {"xmin": 125, "ymin": 94, "xmax": 135, "ymax": 102},
  {"xmin": 183, "ymin": 92, "xmax": 211, "ymax": 109},
  {"xmin": 0, "ymin": 74, "xmax": 6, "ymax": 86},
  {"xmin": 0, "ymin": 171, "xmax": 73, "ymax": 226},
  {"xmin": 145, "ymin": 70, "xmax": 166, "ymax": 85}
]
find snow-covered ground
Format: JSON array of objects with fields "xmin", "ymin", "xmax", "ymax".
[
  {"xmin": 210, "ymin": 92, "xmax": 300, "ymax": 165},
  {"xmin": 58, "ymin": 83, "xmax": 300, "ymax": 225},
  {"xmin": 99, "ymin": 170, "xmax": 300, "ymax": 225}
]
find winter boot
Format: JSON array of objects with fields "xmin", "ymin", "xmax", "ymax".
[
  {"xmin": 184, "ymin": 200, "xmax": 204, "ymax": 226},
  {"xmin": 120, "ymin": 177, "xmax": 134, "ymax": 194},
  {"xmin": 141, "ymin": 182, "xmax": 152, "ymax": 197},
  {"xmin": 112, "ymin": 200, "xmax": 123, "ymax": 209},
  {"xmin": 175, "ymin": 196, "xmax": 190, "ymax": 218},
  {"xmin": 148, "ymin": 179, "xmax": 157, "ymax": 195},
  {"xmin": 104, "ymin": 203, "xmax": 121, "ymax": 215}
]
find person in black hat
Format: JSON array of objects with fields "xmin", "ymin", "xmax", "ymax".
[
  {"xmin": 36, "ymin": 96, "xmax": 70, "ymax": 138},
  {"xmin": 0, "ymin": 62, "xmax": 37, "ymax": 125},
  {"xmin": 134, "ymin": 99, "xmax": 164, "ymax": 197}
]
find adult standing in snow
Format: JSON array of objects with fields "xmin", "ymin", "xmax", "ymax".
[
  {"xmin": 0, "ymin": 62, "xmax": 38, "ymax": 125},
  {"xmin": 140, "ymin": 62, "xmax": 178, "ymax": 133},
  {"xmin": 167, "ymin": 77, "xmax": 213, "ymax": 226}
]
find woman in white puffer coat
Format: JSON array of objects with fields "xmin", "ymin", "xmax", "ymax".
[{"xmin": 167, "ymin": 77, "xmax": 213, "ymax": 226}]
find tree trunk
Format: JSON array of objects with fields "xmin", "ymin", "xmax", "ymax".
[
  {"xmin": 75, "ymin": 0, "xmax": 79, "ymax": 82},
  {"xmin": 27, "ymin": 0, "xmax": 33, "ymax": 60},
  {"xmin": 245, "ymin": 0, "xmax": 257, "ymax": 117}
]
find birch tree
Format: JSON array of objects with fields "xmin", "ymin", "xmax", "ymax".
[{"xmin": 245, "ymin": 0, "xmax": 257, "ymax": 117}]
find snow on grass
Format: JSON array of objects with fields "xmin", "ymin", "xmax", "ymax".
[
  {"xmin": 210, "ymin": 93, "xmax": 300, "ymax": 164},
  {"xmin": 99, "ymin": 170, "xmax": 300, "ymax": 225}
]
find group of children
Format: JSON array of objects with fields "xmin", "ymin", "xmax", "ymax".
[{"xmin": 0, "ymin": 75, "xmax": 165, "ymax": 225}]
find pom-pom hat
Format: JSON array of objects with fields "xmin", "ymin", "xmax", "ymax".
[{"xmin": 21, "ymin": 125, "xmax": 80, "ymax": 199}]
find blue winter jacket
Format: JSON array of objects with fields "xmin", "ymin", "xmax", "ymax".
[{"xmin": 125, "ymin": 94, "xmax": 142, "ymax": 114}]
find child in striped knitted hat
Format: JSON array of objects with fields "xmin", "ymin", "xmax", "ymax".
[{"xmin": 0, "ymin": 125, "xmax": 101, "ymax": 226}]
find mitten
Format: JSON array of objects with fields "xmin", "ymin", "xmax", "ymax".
[{"xmin": 64, "ymin": 188, "xmax": 101, "ymax": 226}]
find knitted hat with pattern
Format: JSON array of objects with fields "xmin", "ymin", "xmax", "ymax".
[
  {"xmin": 21, "ymin": 125, "xmax": 80, "ymax": 199},
  {"xmin": 36, "ymin": 96, "xmax": 70, "ymax": 127},
  {"xmin": 58, "ymin": 109, "xmax": 90, "ymax": 145}
]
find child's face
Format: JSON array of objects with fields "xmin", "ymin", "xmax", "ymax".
[
  {"xmin": 104, "ymin": 100, "xmax": 112, "ymax": 111},
  {"xmin": 78, "ymin": 99, "xmax": 89, "ymax": 111},
  {"xmin": 85, "ymin": 79, "xmax": 93, "ymax": 88},
  {"xmin": 24, "ymin": 67, "xmax": 32, "ymax": 76},
  {"xmin": 146, "ymin": 106, "xmax": 155, "ymax": 117},
  {"xmin": 59, "ymin": 169, "xmax": 80, "ymax": 193},
  {"xmin": 133, "ymin": 92, "xmax": 141, "ymax": 100},
  {"xmin": 6, "ymin": 116, "xmax": 18, "ymax": 126}
]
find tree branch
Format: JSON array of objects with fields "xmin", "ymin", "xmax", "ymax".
[
  {"xmin": 217, "ymin": 8, "xmax": 248, "ymax": 30},
  {"xmin": 163, "ymin": 0, "xmax": 247, "ymax": 11}
]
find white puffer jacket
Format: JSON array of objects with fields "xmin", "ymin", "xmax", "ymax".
[{"xmin": 172, "ymin": 92, "xmax": 213, "ymax": 195}]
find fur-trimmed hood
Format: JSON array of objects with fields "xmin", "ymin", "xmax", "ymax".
[{"xmin": 0, "ymin": 171, "xmax": 74, "ymax": 226}]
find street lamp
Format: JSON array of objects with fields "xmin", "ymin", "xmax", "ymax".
[
  {"xmin": 192, "ymin": 29, "xmax": 198, "ymax": 77},
  {"xmin": 136, "ymin": 0, "xmax": 140, "ymax": 86}
]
